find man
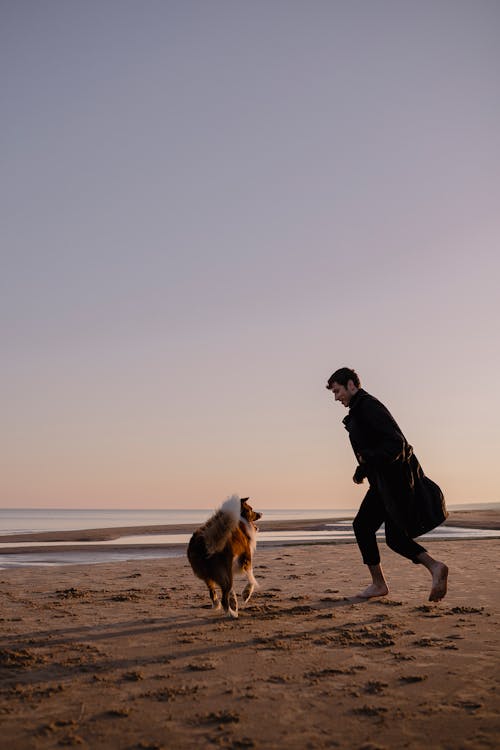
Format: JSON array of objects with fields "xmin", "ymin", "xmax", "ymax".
[{"xmin": 326, "ymin": 367, "xmax": 448, "ymax": 602}]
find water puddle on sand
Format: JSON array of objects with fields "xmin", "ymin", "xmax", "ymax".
[{"xmin": 1, "ymin": 522, "xmax": 499, "ymax": 568}]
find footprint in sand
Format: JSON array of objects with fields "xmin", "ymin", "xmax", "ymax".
[
  {"xmin": 391, "ymin": 652, "xmax": 415, "ymax": 662},
  {"xmin": 202, "ymin": 710, "xmax": 240, "ymax": 725},
  {"xmin": 364, "ymin": 680, "xmax": 388, "ymax": 694},
  {"xmin": 105, "ymin": 708, "xmax": 130, "ymax": 718},
  {"xmin": 110, "ymin": 592, "xmax": 140, "ymax": 602},
  {"xmin": 413, "ymin": 637, "xmax": 440, "ymax": 647},
  {"xmin": 453, "ymin": 699, "xmax": 483, "ymax": 713},
  {"xmin": 352, "ymin": 705, "xmax": 388, "ymax": 718},
  {"xmin": 449, "ymin": 606, "xmax": 484, "ymax": 615},
  {"xmin": 122, "ymin": 670, "xmax": 144, "ymax": 682},
  {"xmin": 186, "ymin": 660, "xmax": 217, "ymax": 672}
]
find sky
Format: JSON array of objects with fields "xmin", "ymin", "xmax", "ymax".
[{"xmin": 1, "ymin": 1, "xmax": 499, "ymax": 510}]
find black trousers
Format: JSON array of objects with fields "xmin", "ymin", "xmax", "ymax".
[{"xmin": 353, "ymin": 487, "xmax": 426, "ymax": 566}]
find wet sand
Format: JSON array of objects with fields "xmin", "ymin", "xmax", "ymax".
[
  {"xmin": 0, "ymin": 517, "xmax": 352, "ymax": 545},
  {"xmin": 0, "ymin": 512, "xmax": 499, "ymax": 749},
  {"xmin": 0, "ymin": 508, "xmax": 498, "ymax": 552}
]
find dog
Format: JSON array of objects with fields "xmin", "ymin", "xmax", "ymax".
[{"xmin": 187, "ymin": 495, "xmax": 262, "ymax": 618}]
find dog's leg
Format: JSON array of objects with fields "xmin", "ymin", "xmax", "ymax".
[
  {"xmin": 242, "ymin": 565, "xmax": 258, "ymax": 604},
  {"xmin": 238, "ymin": 551, "xmax": 258, "ymax": 604},
  {"xmin": 220, "ymin": 562, "xmax": 238, "ymax": 619},
  {"xmin": 221, "ymin": 585, "xmax": 238, "ymax": 618},
  {"xmin": 207, "ymin": 581, "xmax": 221, "ymax": 610},
  {"xmin": 228, "ymin": 588, "xmax": 238, "ymax": 618}
]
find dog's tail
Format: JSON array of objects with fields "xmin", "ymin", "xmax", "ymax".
[{"xmin": 203, "ymin": 495, "xmax": 241, "ymax": 555}]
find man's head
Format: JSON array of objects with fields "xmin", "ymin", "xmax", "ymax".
[{"xmin": 326, "ymin": 367, "xmax": 360, "ymax": 407}]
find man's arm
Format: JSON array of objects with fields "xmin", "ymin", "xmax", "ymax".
[{"xmin": 357, "ymin": 398, "xmax": 406, "ymax": 466}]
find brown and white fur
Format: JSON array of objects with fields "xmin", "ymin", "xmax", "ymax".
[{"xmin": 187, "ymin": 495, "xmax": 262, "ymax": 618}]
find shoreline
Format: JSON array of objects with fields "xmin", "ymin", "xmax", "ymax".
[
  {"xmin": 0, "ymin": 517, "xmax": 353, "ymax": 543},
  {"xmin": 1, "ymin": 508, "xmax": 499, "ymax": 545},
  {"xmin": 0, "ymin": 510, "xmax": 499, "ymax": 564},
  {"xmin": 0, "ymin": 510, "xmax": 500, "ymax": 546}
]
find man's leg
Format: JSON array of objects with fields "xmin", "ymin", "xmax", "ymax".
[
  {"xmin": 360, "ymin": 563, "xmax": 389, "ymax": 599},
  {"xmin": 384, "ymin": 521, "xmax": 449, "ymax": 602},
  {"xmin": 416, "ymin": 551, "xmax": 448, "ymax": 602},
  {"xmin": 353, "ymin": 489, "xmax": 389, "ymax": 598}
]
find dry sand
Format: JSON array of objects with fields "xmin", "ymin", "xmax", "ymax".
[{"xmin": 1, "ymin": 513, "xmax": 499, "ymax": 749}]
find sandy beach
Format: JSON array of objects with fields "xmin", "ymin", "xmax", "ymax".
[{"xmin": 1, "ymin": 511, "xmax": 499, "ymax": 749}]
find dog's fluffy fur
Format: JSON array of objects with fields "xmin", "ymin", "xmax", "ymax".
[{"xmin": 187, "ymin": 495, "xmax": 262, "ymax": 618}]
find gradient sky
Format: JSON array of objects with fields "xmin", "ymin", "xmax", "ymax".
[{"xmin": 2, "ymin": 1, "xmax": 499, "ymax": 510}]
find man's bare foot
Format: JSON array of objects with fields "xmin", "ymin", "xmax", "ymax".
[
  {"xmin": 429, "ymin": 562, "xmax": 448, "ymax": 602},
  {"xmin": 356, "ymin": 583, "xmax": 389, "ymax": 599}
]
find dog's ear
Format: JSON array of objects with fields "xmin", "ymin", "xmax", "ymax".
[{"xmin": 240, "ymin": 497, "xmax": 249, "ymax": 504}]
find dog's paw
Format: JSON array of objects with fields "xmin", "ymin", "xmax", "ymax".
[{"xmin": 242, "ymin": 584, "xmax": 255, "ymax": 604}]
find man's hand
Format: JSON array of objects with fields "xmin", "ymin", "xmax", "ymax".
[{"xmin": 353, "ymin": 464, "xmax": 366, "ymax": 484}]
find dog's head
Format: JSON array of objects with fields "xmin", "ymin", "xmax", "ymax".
[{"xmin": 240, "ymin": 497, "xmax": 262, "ymax": 528}]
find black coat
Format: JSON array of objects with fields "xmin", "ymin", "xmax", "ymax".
[{"xmin": 342, "ymin": 389, "xmax": 448, "ymax": 537}]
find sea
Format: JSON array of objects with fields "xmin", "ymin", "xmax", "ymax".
[
  {"xmin": 1, "ymin": 503, "xmax": 499, "ymax": 536},
  {"xmin": 0, "ymin": 507, "xmax": 356, "ymax": 535},
  {"xmin": 0, "ymin": 504, "xmax": 498, "ymax": 570}
]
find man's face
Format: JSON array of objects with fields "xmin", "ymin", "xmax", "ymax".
[{"xmin": 329, "ymin": 380, "xmax": 357, "ymax": 407}]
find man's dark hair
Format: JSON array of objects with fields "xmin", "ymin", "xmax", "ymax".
[{"xmin": 326, "ymin": 367, "xmax": 361, "ymax": 389}]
